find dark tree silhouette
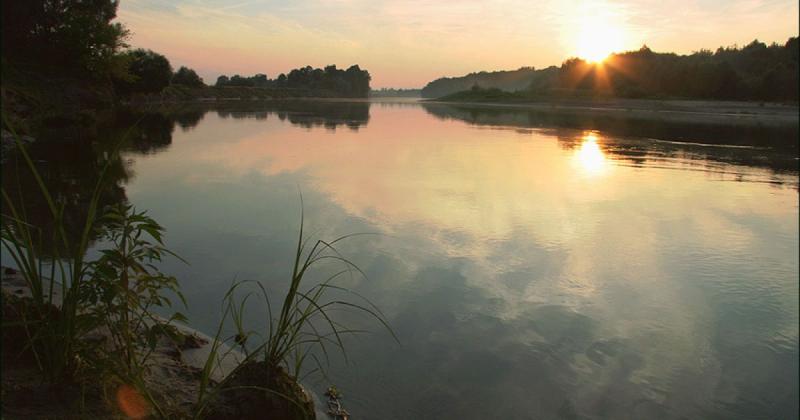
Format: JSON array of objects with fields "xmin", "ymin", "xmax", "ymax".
[
  {"xmin": 216, "ymin": 75, "xmax": 230, "ymax": 87},
  {"xmin": 552, "ymin": 38, "xmax": 799, "ymax": 101},
  {"xmin": 114, "ymin": 49, "xmax": 173, "ymax": 95},
  {"xmin": 421, "ymin": 67, "xmax": 548, "ymax": 98},
  {"xmin": 424, "ymin": 37, "xmax": 799, "ymax": 102},
  {"xmin": 172, "ymin": 66, "xmax": 205, "ymax": 87},
  {"xmin": 1, "ymin": 0, "xmax": 127, "ymax": 77},
  {"xmin": 217, "ymin": 65, "xmax": 371, "ymax": 97}
]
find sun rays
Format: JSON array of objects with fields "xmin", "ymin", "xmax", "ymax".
[{"xmin": 576, "ymin": 19, "xmax": 625, "ymax": 63}]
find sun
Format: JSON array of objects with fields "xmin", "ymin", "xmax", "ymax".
[{"xmin": 576, "ymin": 19, "xmax": 624, "ymax": 62}]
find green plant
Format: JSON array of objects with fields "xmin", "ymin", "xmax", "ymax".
[
  {"xmin": 1, "ymin": 117, "xmax": 184, "ymax": 418},
  {"xmin": 81, "ymin": 203, "xmax": 187, "ymax": 413},
  {"xmin": 191, "ymin": 210, "xmax": 397, "ymax": 419},
  {"xmin": 1, "ymin": 122, "xmax": 108, "ymax": 383}
]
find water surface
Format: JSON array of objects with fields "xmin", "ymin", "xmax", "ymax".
[{"xmin": 7, "ymin": 100, "xmax": 798, "ymax": 419}]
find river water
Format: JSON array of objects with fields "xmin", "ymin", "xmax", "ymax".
[{"xmin": 6, "ymin": 99, "xmax": 798, "ymax": 418}]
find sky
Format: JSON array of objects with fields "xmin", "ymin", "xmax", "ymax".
[{"xmin": 117, "ymin": 0, "xmax": 800, "ymax": 88}]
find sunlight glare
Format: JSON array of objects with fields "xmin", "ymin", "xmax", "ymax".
[
  {"xmin": 576, "ymin": 18, "xmax": 624, "ymax": 62},
  {"xmin": 574, "ymin": 133, "xmax": 607, "ymax": 175}
]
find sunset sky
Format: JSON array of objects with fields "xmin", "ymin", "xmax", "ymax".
[{"xmin": 117, "ymin": 0, "xmax": 800, "ymax": 88}]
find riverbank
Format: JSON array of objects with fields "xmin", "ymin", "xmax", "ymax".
[
  {"xmin": 425, "ymin": 95, "xmax": 800, "ymax": 127},
  {"xmin": 125, "ymin": 85, "xmax": 369, "ymax": 105},
  {"xmin": 1, "ymin": 266, "xmax": 324, "ymax": 419},
  {"xmin": 421, "ymin": 96, "xmax": 799, "ymax": 152}
]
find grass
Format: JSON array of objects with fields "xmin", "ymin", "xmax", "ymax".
[
  {"xmin": 2, "ymin": 117, "xmax": 109, "ymax": 384},
  {"xmin": 192, "ymin": 206, "xmax": 397, "ymax": 419},
  {"xmin": 1, "ymin": 117, "xmax": 186, "ymax": 417},
  {"xmin": 2, "ymin": 119, "xmax": 396, "ymax": 418}
]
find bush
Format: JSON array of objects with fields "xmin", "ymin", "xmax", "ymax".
[{"xmin": 172, "ymin": 66, "xmax": 205, "ymax": 87}]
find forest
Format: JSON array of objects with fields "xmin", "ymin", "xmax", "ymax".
[
  {"xmin": 1, "ymin": 0, "xmax": 372, "ymax": 119},
  {"xmin": 215, "ymin": 65, "xmax": 371, "ymax": 98},
  {"xmin": 421, "ymin": 67, "xmax": 548, "ymax": 98},
  {"xmin": 423, "ymin": 38, "xmax": 799, "ymax": 101}
]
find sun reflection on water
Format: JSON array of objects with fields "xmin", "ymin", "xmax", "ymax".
[{"xmin": 574, "ymin": 133, "xmax": 607, "ymax": 176}]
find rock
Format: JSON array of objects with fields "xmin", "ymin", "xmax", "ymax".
[{"xmin": 205, "ymin": 361, "xmax": 316, "ymax": 420}]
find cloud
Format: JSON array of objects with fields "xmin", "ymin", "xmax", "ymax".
[{"xmin": 117, "ymin": 0, "xmax": 799, "ymax": 87}]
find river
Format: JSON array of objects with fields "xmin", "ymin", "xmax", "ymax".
[{"xmin": 4, "ymin": 99, "xmax": 798, "ymax": 419}]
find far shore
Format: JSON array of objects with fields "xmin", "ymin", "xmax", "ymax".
[
  {"xmin": 128, "ymin": 92, "xmax": 799, "ymax": 127},
  {"xmin": 422, "ymin": 97, "xmax": 800, "ymax": 126}
]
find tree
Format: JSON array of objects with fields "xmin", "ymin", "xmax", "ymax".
[
  {"xmin": 228, "ymin": 74, "xmax": 253, "ymax": 86},
  {"xmin": 216, "ymin": 75, "xmax": 230, "ymax": 87},
  {"xmin": 115, "ymin": 49, "xmax": 173, "ymax": 95},
  {"xmin": 172, "ymin": 66, "xmax": 205, "ymax": 87},
  {"xmin": 275, "ymin": 74, "xmax": 288, "ymax": 88},
  {"xmin": 252, "ymin": 73, "xmax": 268, "ymax": 87},
  {"xmin": 344, "ymin": 65, "xmax": 371, "ymax": 97},
  {"xmin": 211, "ymin": 65, "xmax": 371, "ymax": 97},
  {"xmin": 1, "ymin": 0, "xmax": 128, "ymax": 77}
]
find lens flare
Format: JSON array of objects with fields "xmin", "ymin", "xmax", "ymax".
[{"xmin": 116, "ymin": 384, "xmax": 150, "ymax": 419}]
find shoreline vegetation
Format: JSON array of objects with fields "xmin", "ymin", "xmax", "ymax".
[
  {"xmin": 421, "ymin": 38, "xmax": 799, "ymax": 103},
  {"xmin": 1, "ymin": 128, "xmax": 391, "ymax": 417},
  {"xmin": 1, "ymin": 1, "xmax": 798, "ymax": 418},
  {"xmin": 2, "ymin": 1, "xmax": 385, "ymax": 407}
]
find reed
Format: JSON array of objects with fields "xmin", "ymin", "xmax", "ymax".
[{"xmin": 192, "ymin": 207, "xmax": 397, "ymax": 419}]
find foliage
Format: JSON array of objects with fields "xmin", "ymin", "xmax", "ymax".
[
  {"xmin": 220, "ymin": 73, "xmax": 269, "ymax": 87},
  {"xmin": 216, "ymin": 65, "xmax": 371, "ymax": 97},
  {"xmin": 421, "ymin": 67, "xmax": 549, "ymax": 98},
  {"xmin": 2, "ymin": 121, "xmax": 393, "ymax": 418},
  {"xmin": 425, "ymin": 37, "xmax": 799, "ymax": 102},
  {"xmin": 1, "ymin": 123, "xmax": 113, "ymax": 384},
  {"xmin": 1, "ymin": 0, "xmax": 128, "ymax": 77},
  {"xmin": 370, "ymin": 88, "xmax": 422, "ymax": 97},
  {"xmin": 82, "ymin": 203, "xmax": 187, "ymax": 381},
  {"xmin": 553, "ymin": 39, "xmax": 799, "ymax": 101},
  {"xmin": 114, "ymin": 49, "xmax": 173, "ymax": 95},
  {"xmin": 192, "ymin": 211, "xmax": 396, "ymax": 419},
  {"xmin": 172, "ymin": 66, "xmax": 205, "ymax": 87},
  {"xmin": 1, "ymin": 123, "xmax": 183, "ymax": 417},
  {"xmin": 289, "ymin": 65, "xmax": 371, "ymax": 97},
  {"xmin": 436, "ymin": 86, "xmax": 524, "ymax": 102}
]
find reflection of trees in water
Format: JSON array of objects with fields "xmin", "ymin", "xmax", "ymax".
[
  {"xmin": 109, "ymin": 107, "xmax": 207, "ymax": 154},
  {"xmin": 2, "ymin": 101, "xmax": 374, "ymax": 254},
  {"xmin": 373, "ymin": 100, "xmax": 422, "ymax": 109},
  {"xmin": 422, "ymin": 103, "xmax": 799, "ymax": 175},
  {"xmin": 3, "ymin": 136, "xmax": 128, "ymax": 255},
  {"xmin": 172, "ymin": 109, "xmax": 206, "ymax": 130},
  {"xmin": 2, "ymin": 107, "xmax": 203, "ymax": 254},
  {"xmin": 214, "ymin": 100, "xmax": 370, "ymax": 131}
]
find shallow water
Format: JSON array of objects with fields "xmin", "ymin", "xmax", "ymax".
[{"xmin": 7, "ymin": 100, "xmax": 799, "ymax": 418}]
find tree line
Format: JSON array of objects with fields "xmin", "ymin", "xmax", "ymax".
[
  {"xmin": 215, "ymin": 65, "xmax": 371, "ymax": 98},
  {"xmin": 421, "ymin": 67, "xmax": 544, "ymax": 98},
  {"xmin": 370, "ymin": 88, "xmax": 422, "ymax": 97},
  {"xmin": 554, "ymin": 39, "xmax": 798, "ymax": 101},
  {"xmin": 1, "ymin": 0, "xmax": 371, "ymax": 110},
  {"xmin": 423, "ymin": 38, "xmax": 799, "ymax": 102}
]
